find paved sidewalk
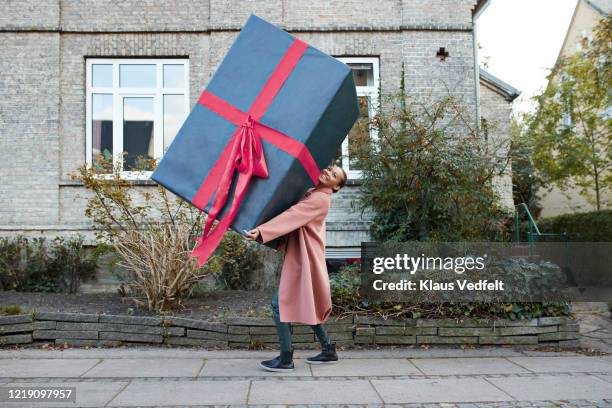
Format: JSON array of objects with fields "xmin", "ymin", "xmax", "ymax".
[{"xmin": 1, "ymin": 346, "xmax": 612, "ymax": 407}]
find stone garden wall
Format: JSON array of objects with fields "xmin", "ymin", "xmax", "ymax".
[{"xmin": 0, "ymin": 312, "xmax": 580, "ymax": 348}]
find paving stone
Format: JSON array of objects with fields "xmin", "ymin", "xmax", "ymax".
[
  {"xmin": 417, "ymin": 336, "xmax": 478, "ymax": 344},
  {"xmin": 35, "ymin": 312, "xmax": 99, "ymax": 322},
  {"xmin": 83, "ymin": 358, "xmax": 204, "ymax": 378},
  {"xmin": 0, "ymin": 322, "xmax": 33, "ymax": 334},
  {"xmin": 328, "ymin": 331, "xmax": 353, "ymax": 340},
  {"xmin": 487, "ymin": 374, "xmax": 612, "ymax": 400},
  {"xmin": 228, "ymin": 325, "xmax": 250, "ymax": 334},
  {"xmin": 371, "ymin": 377, "xmax": 511, "ymax": 403},
  {"xmin": 492, "ymin": 318, "xmax": 539, "ymax": 327},
  {"xmin": 166, "ymin": 317, "xmax": 227, "ymax": 332},
  {"xmin": 559, "ymin": 323, "xmax": 580, "ymax": 332},
  {"xmin": 310, "ymin": 358, "xmax": 420, "ymax": 377},
  {"xmin": 354, "ymin": 335, "xmax": 375, "ymax": 344},
  {"xmin": 292, "ymin": 334, "xmax": 316, "ymax": 342},
  {"xmin": 478, "ymin": 336, "xmax": 538, "ymax": 345},
  {"xmin": 32, "ymin": 320, "xmax": 55, "ymax": 330},
  {"xmin": 0, "ymin": 333, "xmax": 32, "ymax": 345},
  {"xmin": 538, "ymin": 316, "xmax": 574, "ymax": 326},
  {"xmin": 417, "ymin": 318, "xmax": 492, "ymax": 328},
  {"xmin": 356, "ymin": 327, "xmax": 375, "ymax": 335},
  {"xmin": 55, "ymin": 339, "xmax": 121, "ymax": 347},
  {"xmin": 225, "ymin": 317, "xmax": 275, "ymax": 326},
  {"xmin": 376, "ymin": 326, "xmax": 404, "ymax": 335},
  {"xmin": 376, "ymin": 335, "xmax": 416, "ymax": 344},
  {"xmin": 98, "ymin": 323, "xmax": 163, "ymax": 334},
  {"xmin": 228, "ymin": 341, "xmax": 251, "ymax": 348},
  {"xmin": 56, "ymin": 322, "xmax": 100, "ymax": 331},
  {"xmin": 163, "ymin": 337, "xmax": 226, "ymax": 347},
  {"xmin": 186, "ymin": 329, "xmax": 228, "ymax": 340},
  {"xmin": 98, "ymin": 314, "xmax": 162, "ymax": 326},
  {"xmin": 291, "ymin": 325, "xmax": 313, "ymax": 334},
  {"xmin": 33, "ymin": 330, "xmax": 98, "ymax": 340},
  {"xmin": 0, "ymin": 315, "xmax": 32, "ymax": 325},
  {"xmin": 2, "ymin": 381, "xmax": 128, "ymax": 407},
  {"xmin": 0, "ymin": 358, "xmax": 99, "ymax": 377},
  {"xmin": 99, "ymin": 331, "xmax": 161, "ymax": 343},
  {"xmin": 538, "ymin": 331, "xmax": 580, "ymax": 341},
  {"xmin": 249, "ymin": 326, "xmax": 279, "ymax": 335},
  {"xmin": 496, "ymin": 326, "xmax": 557, "ymax": 335},
  {"xmin": 199, "ymin": 358, "xmax": 309, "ymax": 377},
  {"xmin": 508, "ymin": 356, "xmax": 612, "ymax": 373},
  {"xmin": 410, "ymin": 357, "xmax": 530, "ymax": 375},
  {"xmin": 438, "ymin": 327, "xmax": 496, "ymax": 336},
  {"xmin": 557, "ymin": 339, "xmax": 581, "ymax": 347},
  {"xmin": 163, "ymin": 326, "xmax": 185, "ymax": 336},
  {"xmin": 249, "ymin": 379, "xmax": 381, "ymax": 404},
  {"xmin": 251, "ymin": 334, "xmax": 280, "ymax": 342},
  {"xmin": 108, "ymin": 379, "xmax": 249, "ymax": 406},
  {"xmin": 228, "ymin": 334, "xmax": 250, "ymax": 342},
  {"xmin": 325, "ymin": 324, "xmax": 355, "ymax": 333},
  {"xmin": 355, "ymin": 315, "xmax": 413, "ymax": 326}
]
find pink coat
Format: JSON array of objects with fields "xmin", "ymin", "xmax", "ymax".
[{"xmin": 257, "ymin": 186, "xmax": 333, "ymax": 325}]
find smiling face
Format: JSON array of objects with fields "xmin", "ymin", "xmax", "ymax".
[{"xmin": 318, "ymin": 164, "xmax": 346, "ymax": 193}]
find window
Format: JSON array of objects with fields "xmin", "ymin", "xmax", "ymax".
[
  {"xmin": 86, "ymin": 58, "xmax": 189, "ymax": 178},
  {"xmin": 334, "ymin": 57, "xmax": 380, "ymax": 180}
]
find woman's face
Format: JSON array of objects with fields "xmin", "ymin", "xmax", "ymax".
[{"xmin": 318, "ymin": 165, "xmax": 344, "ymax": 192}]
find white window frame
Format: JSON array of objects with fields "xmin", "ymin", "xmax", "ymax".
[
  {"xmin": 335, "ymin": 57, "xmax": 380, "ymax": 180},
  {"xmin": 86, "ymin": 58, "xmax": 190, "ymax": 180}
]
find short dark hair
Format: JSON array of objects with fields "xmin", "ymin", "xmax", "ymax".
[{"xmin": 333, "ymin": 166, "xmax": 347, "ymax": 193}]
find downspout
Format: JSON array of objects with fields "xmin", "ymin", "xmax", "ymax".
[{"xmin": 472, "ymin": 0, "xmax": 491, "ymax": 128}]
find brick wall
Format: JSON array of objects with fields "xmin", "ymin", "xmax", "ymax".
[{"xmin": 479, "ymin": 82, "xmax": 514, "ymax": 212}]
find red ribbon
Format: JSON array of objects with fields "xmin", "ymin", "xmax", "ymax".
[{"xmin": 190, "ymin": 38, "xmax": 321, "ymax": 267}]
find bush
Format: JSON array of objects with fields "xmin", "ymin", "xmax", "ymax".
[
  {"xmin": 537, "ymin": 210, "xmax": 612, "ymax": 241},
  {"xmin": 0, "ymin": 235, "xmax": 99, "ymax": 293},
  {"xmin": 350, "ymin": 81, "xmax": 512, "ymax": 242},
  {"xmin": 70, "ymin": 158, "xmax": 216, "ymax": 312},
  {"xmin": 211, "ymin": 232, "xmax": 264, "ymax": 290}
]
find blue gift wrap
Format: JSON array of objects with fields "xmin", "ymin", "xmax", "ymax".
[{"xmin": 151, "ymin": 14, "xmax": 359, "ymax": 250}]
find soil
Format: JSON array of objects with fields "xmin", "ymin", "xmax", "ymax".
[{"xmin": 0, "ymin": 289, "xmax": 277, "ymax": 321}]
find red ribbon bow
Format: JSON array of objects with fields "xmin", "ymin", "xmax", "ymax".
[{"xmin": 190, "ymin": 39, "xmax": 321, "ymax": 267}]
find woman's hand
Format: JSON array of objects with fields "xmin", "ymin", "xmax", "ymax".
[{"xmin": 245, "ymin": 228, "xmax": 261, "ymax": 241}]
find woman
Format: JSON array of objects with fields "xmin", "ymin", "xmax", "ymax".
[{"xmin": 245, "ymin": 163, "xmax": 347, "ymax": 372}]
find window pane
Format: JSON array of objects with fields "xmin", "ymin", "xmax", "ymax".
[
  {"xmin": 348, "ymin": 96, "xmax": 371, "ymax": 170},
  {"xmin": 163, "ymin": 64, "xmax": 184, "ymax": 88},
  {"xmin": 92, "ymin": 64, "xmax": 112, "ymax": 87},
  {"xmin": 123, "ymin": 97, "xmax": 155, "ymax": 171},
  {"xmin": 348, "ymin": 63, "xmax": 374, "ymax": 87},
  {"xmin": 119, "ymin": 64, "xmax": 156, "ymax": 88},
  {"xmin": 163, "ymin": 94, "xmax": 185, "ymax": 152},
  {"xmin": 92, "ymin": 94, "xmax": 113, "ymax": 172}
]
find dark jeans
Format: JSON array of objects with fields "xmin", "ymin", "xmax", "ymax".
[{"xmin": 271, "ymin": 288, "xmax": 330, "ymax": 353}]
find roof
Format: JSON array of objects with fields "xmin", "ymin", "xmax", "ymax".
[
  {"xmin": 479, "ymin": 68, "xmax": 521, "ymax": 102},
  {"xmin": 585, "ymin": 0, "xmax": 611, "ymax": 15},
  {"xmin": 473, "ymin": 0, "xmax": 492, "ymax": 18}
]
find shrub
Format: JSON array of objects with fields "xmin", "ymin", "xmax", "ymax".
[
  {"xmin": 212, "ymin": 232, "xmax": 264, "ymax": 290},
  {"xmin": 0, "ymin": 235, "xmax": 98, "ymax": 293},
  {"xmin": 350, "ymin": 83, "xmax": 512, "ymax": 242},
  {"xmin": 537, "ymin": 210, "xmax": 612, "ymax": 241},
  {"xmin": 113, "ymin": 222, "xmax": 206, "ymax": 311},
  {"xmin": 70, "ymin": 157, "xmax": 216, "ymax": 311}
]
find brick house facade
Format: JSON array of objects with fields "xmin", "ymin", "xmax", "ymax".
[{"xmin": 0, "ymin": 0, "xmax": 517, "ymax": 260}]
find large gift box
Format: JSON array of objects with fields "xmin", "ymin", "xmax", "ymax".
[{"xmin": 151, "ymin": 14, "xmax": 360, "ymax": 266}]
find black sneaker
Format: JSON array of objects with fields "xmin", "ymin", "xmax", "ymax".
[
  {"xmin": 305, "ymin": 342, "xmax": 338, "ymax": 364},
  {"xmin": 259, "ymin": 348, "xmax": 295, "ymax": 372}
]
